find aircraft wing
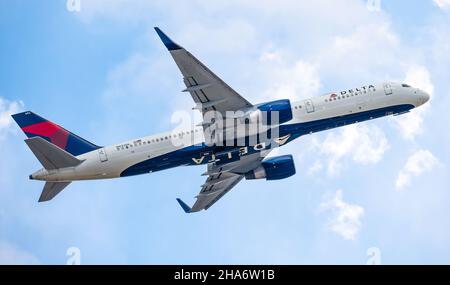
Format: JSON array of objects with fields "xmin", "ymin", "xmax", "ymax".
[
  {"xmin": 176, "ymin": 152, "xmax": 268, "ymax": 213},
  {"xmin": 154, "ymin": 27, "xmax": 253, "ymax": 116}
]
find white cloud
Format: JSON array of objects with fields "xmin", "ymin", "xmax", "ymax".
[
  {"xmin": 0, "ymin": 97, "xmax": 23, "ymax": 140},
  {"xmin": 259, "ymin": 52, "xmax": 321, "ymax": 102},
  {"xmin": 320, "ymin": 190, "xmax": 364, "ymax": 240},
  {"xmin": 307, "ymin": 160, "xmax": 323, "ymax": 175},
  {"xmin": 315, "ymin": 124, "xmax": 389, "ymax": 176},
  {"xmin": 0, "ymin": 241, "xmax": 40, "ymax": 265},
  {"xmin": 434, "ymin": 0, "xmax": 450, "ymax": 9},
  {"xmin": 79, "ymin": 0, "xmax": 419, "ymax": 107},
  {"xmin": 102, "ymin": 53, "xmax": 160, "ymax": 101},
  {"xmin": 315, "ymin": 22, "xmax": 401, "ymax": 81},
  {"xmin": 395, "ymin": 149, "xmax": 439, "ymax": 190},
  {"xmin": 393, "ymin": 65, "xmax": 434, "ymax": 140}
]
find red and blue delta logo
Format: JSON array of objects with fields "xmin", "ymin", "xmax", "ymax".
[{"xmin": 22, "ymin": 121, "xmax": 69, "ymax": 150}]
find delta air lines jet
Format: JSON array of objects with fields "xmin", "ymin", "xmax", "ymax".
[{"xmin": 12, "ymin": 28, "xmax": 430, "ymax": 213}]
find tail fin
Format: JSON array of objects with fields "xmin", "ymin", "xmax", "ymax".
[
  {"xmin": 11, "ymin": 111, "xmax": 100, "ymax": 156},
  {"xmin": 40, "ymin": 182, "xmax": 71, "ymax": 202},
  {"xmin": 25, "ymin": 137, "xmax": 83, "ymax": 170}
]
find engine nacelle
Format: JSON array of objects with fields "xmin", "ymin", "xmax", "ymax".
[
  {"xmin": 245, "ymin": 155, "xmax": 296, "ymax": 181},
  {"xmin": 257, "ymin": 99, "xmax": 293, "ymax": 125}
]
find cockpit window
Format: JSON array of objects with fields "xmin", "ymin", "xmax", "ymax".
[{"xmin": 402, "ymin": 84, "xmax": 411, "ymax": 88}]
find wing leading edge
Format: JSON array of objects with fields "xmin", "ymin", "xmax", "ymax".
[{"xmin": 154, "ymin": 27, "xmax": 253, "ymax": 116}]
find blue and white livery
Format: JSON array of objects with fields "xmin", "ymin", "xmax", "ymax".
[{"xmin": 12, "ymin": 28, "xmax": 430, "ymax": 213}]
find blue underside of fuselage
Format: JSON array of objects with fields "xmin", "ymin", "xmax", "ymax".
[{"xmin": 120, "ymin": 104, "xmax": 414, "ymax": 177}]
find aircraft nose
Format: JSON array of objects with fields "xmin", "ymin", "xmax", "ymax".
[
  {"xmin": 422, "ymin": 91, "xmax": 430, "ymax": 103},
  {"xmin": 414, "ymin": 89, "xmax": 430, "ymax": 106},
  {"xmin": 419, "ymin": 90, "xmax": 430, "ymax": 105}
]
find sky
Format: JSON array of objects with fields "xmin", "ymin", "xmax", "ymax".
[{"xmin": 0, "ymin": 0, "xmax": 450, "ymax": 264}]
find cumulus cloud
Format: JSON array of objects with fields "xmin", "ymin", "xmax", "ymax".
[
  {"xmin": 0, "ymin": 97, "xmax": 23, "ymax": 140},
  {"xmin": 393, "ymin": 65, "xmax": 434, "ymax": 140},
  {"xmin": 320, "ymin": 190, "xmax": 364, "ymax": 240},
  {"xmin": 78, "ymin": 0, "xmax": 416, "ymax": 106},
  {"xmin": 313, "ymin": 124, "xmax": 389, "ymax": 176},
  {"xmin": 259, "ymin": 52, "xmax": 321, "ymax": 101},
  {"xmin": 395, "ymin": 149, "xmax": 439, "ymax": 190},
  {"xmin": 0, "ymin": 241, "xmax": 40, "ymax": 265}
]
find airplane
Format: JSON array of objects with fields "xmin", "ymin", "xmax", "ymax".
[{"xmin": 11, "ymin": 27, "xmax": 430, "ymax": 213}]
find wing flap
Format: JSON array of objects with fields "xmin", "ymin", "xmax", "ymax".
[
  {"xmin": 192, "ymin": 175, "xmax": 244, "ymax": 212},
  {"xmin": 176, "ymin": 152, "xmax": 269, "ymax": 213}
]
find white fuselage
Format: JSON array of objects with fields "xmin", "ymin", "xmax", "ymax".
[{"xmin": 31, "ymin": 82, "xmax": 429, "ymax": 182}]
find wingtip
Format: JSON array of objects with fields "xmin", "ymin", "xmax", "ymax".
[
  {"xmin": 154, "ymin": 27, "xmax": 182, "ymax": 51},
  {"xmin": 176, "ymin": 198, "xmax": 192, "ymax": 213}
]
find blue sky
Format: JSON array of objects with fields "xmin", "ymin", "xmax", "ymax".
[{"xmin": 1, "ymin": 0, "xmax": 450, "ymax": 264}]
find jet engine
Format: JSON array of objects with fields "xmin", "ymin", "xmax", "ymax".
[
  {"xmin": 245, "ymin": 154, "xmax": 296, "ymax": 181},
  {"xmin": 257, "ymin": 99, "xmax": 293, "ymax": 125},
  {"xmin": 237, "ymin": 99, "xmax": 293, "ymax": 126}
]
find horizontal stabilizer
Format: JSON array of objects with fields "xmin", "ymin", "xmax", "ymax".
[
  {"xmin": 39, "ymin": 182, "xmax": 71, "ymax": 202},
  {"xmin": 25, "ymin": 137, "xmax": 83, "ymax": 170}
]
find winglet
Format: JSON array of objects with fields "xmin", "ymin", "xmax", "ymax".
[
  {"xmin": 154, "ymin": 27, "xmax": 182, "ymax": 51},
  {"xmin": 176, "ymin": 198, "xmax": 192, "ymax": 213}
]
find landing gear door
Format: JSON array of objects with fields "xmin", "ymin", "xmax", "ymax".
[
  {"xmin": 384, "ymin": 83, "xmax": 393, "ymax": 95},
  {"xmin": 305, "ymin": 99, "xmax": 315, "ymax": 113},
  {"xmin": 98, "ymin": 148, "xmax": 108, "ymax": 163}
]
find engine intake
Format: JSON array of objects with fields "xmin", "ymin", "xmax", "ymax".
[
  {"xmin": 257, "ymin": 99, "xmax": 293, "ymax": 125},
  {"xmin": 245, "ymin": 154, "xmax": 296, "ymax": 180}
]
